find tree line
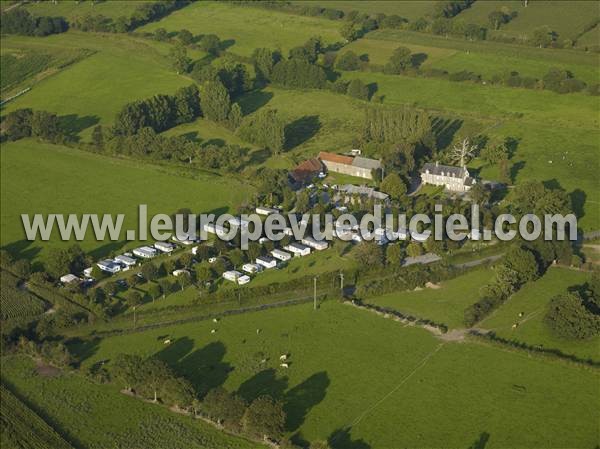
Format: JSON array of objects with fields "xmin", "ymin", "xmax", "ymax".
[{"xmin": 0, "ymin": 9, "xmax": 68, "ymax": 36}]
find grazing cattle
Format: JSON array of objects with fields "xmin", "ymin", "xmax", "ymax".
[
  {"xmin": 280, "ymin": 363, "xmax": 289, "ymax": 368},
  {"xmin": 163, "ymin": 339, "xmax": 172, "ymax": 345}
]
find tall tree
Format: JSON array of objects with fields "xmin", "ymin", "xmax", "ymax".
[{"xmin": 200, "ymin": 80, "xmax": 231, "ymax": 122}]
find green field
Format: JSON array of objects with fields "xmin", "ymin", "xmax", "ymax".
[
  {"xmin": 70, "ymin": 301, "xmax": 600, "ymax": 448},
  {"xmin": 2, "ymin": 33, "xmax": 189, "ymax": 140},
  {"xmin": 1, "ymin": 356, "xmax": 262, "ymax": 449},
  {"xmin": 364, "ymin": 267, "xmax": 494, "ymax": 329},
  {"xmin": 0, "ymin": 140, "xmax": 250, "ymax": 263},
  {"xmin": 292, "ymin": 0, "xmax": 436, "ymax": 20},
  {"xmin": 481, "ymin": 267, "xmax": 600, "ymax": 362},
  {"xmin": 139, "ymin": 1, "xmax": 342, "ymax": 57},
  {"xmin": 453, "ymin": 0, "xmax": 599, "ymax": 42},
  {"xmin": 24, "ymin": 0, "xmax": 150, "ymax": 21}
]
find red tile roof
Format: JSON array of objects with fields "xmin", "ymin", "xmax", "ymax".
[
  {"xmin": 318, "ymin": 151, "xmax": 354, "ymax": 166},
  {"xmin": 290, "ymin": 158, "xmax": 322, "ymax": 183}
]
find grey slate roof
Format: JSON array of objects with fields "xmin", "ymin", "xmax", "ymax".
[
  {"xmin": 421, "ymin": 162, "xmax": 467, "ymax": 178},
  {"xmin": 352, "ymin": 156, "xmax": 381, "ymax": 170}
]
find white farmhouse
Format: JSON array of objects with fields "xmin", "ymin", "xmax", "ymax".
[{"xmin": 420, "ymin": 162, "xmax": 475, "ymax": 192}]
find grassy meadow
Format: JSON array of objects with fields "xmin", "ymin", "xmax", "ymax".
[
  {"xmin": 364, "ymin": 267, "xmax": 494, "ymax": 329},
  {"xmin": 70, "ymin": 300, "xmax": 600, "ymax": 449},
  {"xmin": 0, "ymin": 140, "xmax": 250, "ymax": 263},
  {"xmin": 139, "ymin": 1, "xmax": 342, "ymax": 57},
  {"xmin": 1, "ymin": 356, "xmax": 262, "ymax": 449},
  {"xmin": 480, "ymin": 267, "xmax": 600, "ymax": 362}
]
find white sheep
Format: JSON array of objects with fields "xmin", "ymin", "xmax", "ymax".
[
  {"xmin": 279, "ymin": 354, "xmax": 287, "ymax": 361},
  {"xmin": 256, "ymin": 329, "xmax": 261, "ymax": 334},
  {"xmin": 163, "ymin": 339, "xmax": 172, "ymax": 345},
  {"xmin": 213, "ymin": 318, "xmax": 218, "ymax": 323},
  {"xmin": 211, "ymin": 329, "xmax": 216, "ymax": 334},
  {"xmin": 512, "ymin": 323, "xmax": 519, "ymax": 329},
  {"xmin": 280, "ymin": 363, "xmax": 289, "ymax": 368}
]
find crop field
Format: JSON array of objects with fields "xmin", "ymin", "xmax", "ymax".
[
  {"xmin": 453, "ymin": 0, "xmax": 599, "ymax": 42},
  {"xmin": 1, "ymin": 356, "xmax": 262, "ymax": 449},
  {"xmin": 480, "ymin": 267, "xmax": 600, "ymax": 362},
  {"xmin": 1, "ymin": 384, "xmax": 74, "ymax": 449},
  {"xmin": 0, "ymin": 270, "xmax": 47, "ymax": 321},
  {"xmin": 292, "ymin": 1, "xmax": 436, "ymax": 20},
  {"xmin": 0, "ymin": 141, "xmax": 250, "ymax": 263},
  {"xmin": 2, "ymin": 33, "xmax": 188, "ymax": 140},
  {"xmin": 364, "ymin": 267, "xmax": 494, "ymax": 329},
  {"xmin": 24, "ymin": 0, "xmax": 151, "ymax": 21},
  {"xmin": 139, "ymin": 2, "xmax": 342, "ymax": 58},
  {"xmin": 70, "ymin": 301, "xmax": 600, "ymax": 449}
]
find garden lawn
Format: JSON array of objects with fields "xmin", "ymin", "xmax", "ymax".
[
  {"xmin": 364, "ymin": 267, "xmax": 495, "ymax": 329},
  {"xmin": 0, "ymin": 140, "xmax": 250, "ymax": 264},
  {"xmin": 72, "ymin": 300, "xmax": 600, "ymax": 449},
  {"xmin": 480, "ymin": 267, "xmax": 600, "ymax": 362},
  {"xmin": 139, "ymin": 1, "xmax": 341, "ymax": 58}
]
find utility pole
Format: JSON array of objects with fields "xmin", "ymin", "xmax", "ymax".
[
  {"xmin": 339, "ymin": 271, "xmax": 344, "ymax": 296},
  {"xmin": 313, "ymin": 276, "xmax": 318, "ymax": 310},
  {"xmin": 133, "ymin": 306, "xmax": 137, "ymax": 329}
]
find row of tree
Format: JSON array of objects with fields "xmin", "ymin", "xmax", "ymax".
[
  {"xmin": 2, "ymin": 109, "xmax": 62, "ymax": 143},
  {"xmin": 0, "ymin": 9, "xmax": 67, "ymax": 36}
]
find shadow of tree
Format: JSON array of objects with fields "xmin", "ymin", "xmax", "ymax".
[
  {"xmin": 569, "ymin": 188, "xmax": 586, "ymax": 221},
  {"xmin": 468, "ymin": 432, "xmax": 490, "ymax": 449},
  {"xmin": 510, "ymin": 160, "xmax": 525, "ymax": 183},
  {"xmin": 432, "ymin": 117, "xmax": 463, "ymax": 151},
  {"xmin": 87, "ymin": 240, "xmax": 129, "ymax": 261},
  {"xmin": 284, "ymin": 371, "xmax": 330, "ymax": 431},
  {"xmin": 176, "ymin": 341, "xmax": 232, "ymax": 398},
  {"xmin": 154, "ymin": 336, "xmax": 195, "ymax": 365},
  {"xmin": 411, "ymin": 52, "xmax": 428, "ymax": 68},
  {"xmin": 1, "ymin": 239, "xmax": 41, "ymax": 266},
  {"xmin": 285, "ymin": 115, "xmax": 321, "ymax": 150},
  {"xmin": 238, "ymin": 90, "xmax": 274, "ymax": 115},
  {"xmin": 59, "ymin": 114, "xmax": 100, "ymax": 138},
  {"xmin": 66, "ymin": 336, "xmax": 101, "ymax": 365},
  {"xmin": 328, "ymin": 427, "xmax": 371, "ymax": 449},
  {"xmin": 237, "ymin": 368, "xmax": 288, "ymax": 403}
]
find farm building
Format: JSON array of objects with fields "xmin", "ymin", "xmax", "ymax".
[
  {"xmin": 290, "ymin": 158, "xmax": 323, "ymax": 185},
  {"xmin": 256, "ymin": 206, "xmax": 279, "ymax": 216},
  {"xmin": 318, "ymin": 151, "xmax": 381, "ymax": 180},
  {"xmin": 301, "ymin": 237, "xmax": 329, "ymax": 251},
  {"xmin": 97, "ymin": 259, "xmax": 121, "ymax": 274},
  {"xmin": 115, "ymin": 255, "xmax": 136, "ymax": 267},
  {"xmin": 256, "ymin": 256, "xmax": 277, "ymax": 269},
  {"xmin": 284, "ymin": 242, "xmax": 311, "ymax": 257},
  {"xmin": 420, "ymin": 162, "xmax": 475, "ymax": 192},
  {"xmin": 133, "ymin": 246, "xmax": 157, "ymax": 259},
  {"xmin": 271, "ymin": 249, "xmax": 292, "ymax": 261},
  {"xmin": 335, "ymin": 184, "xmax": 389, "ymax": 203},
  {"xmin": 238, "ymin": 275, "xmax": 251, "ymax": 285},
  {"xmin": 242, "ymin": 263, "xmax": 261, "ymax": 273},
  {"xmin": 60, "ymin": 274, "xmax": 80, "ymax": 284},
  {"xmin": 223, "ymin": 270, "xmax": 242, "ymax": 282},
  {"xmin": 154, "ymin": 241, "xmax": 175, "ymax": 253}
]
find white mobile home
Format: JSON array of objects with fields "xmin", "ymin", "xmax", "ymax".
[
  {"xmin": 133, "ymin": 246, "xmax": 157, "ymax": 259},
  {"xmin": 271, "ymin": 249, "xmax": 292, "ymax": 262},
  {"xmin": 242, "ymin": 263, "xmax": 261, "ymax": 274},
  {"xmin": 83, "ymin": 267, "xmax": 94, "ymax": 278},
  {"xmin": 172, "ymin": 234, "xmax": 196, "ymax": 245},
  {"xmin": 115, "ymin": 255, "xmax": 137, "ymax": 267},
  {"xmin": 256, "ymin": 256, "xmax": 277, "ymax": 269},
  {"xmin": 172, "ymin": 269, "xmax": 190, "ymax": 277},
  {"xmin": 97, "ymin": 259, "xmax": 121, "ymax": 274},
  {"xmin": 154, "ymin": 241, "xmax": 175, "ymax": 253},
  {"xmin": 256, "ymin": 206, "xmax": 279, "ymax": 216},
  {"xmin": 301, "ymin": 237, "xmax": 329, "ymax": 251},
  {"xmin": 202, "ymin": 223, "xmax": 227, "ymax": 237},
  {"xmin": 237, "ymin": 275, "xmax": 251, "ymax": 285},
  {"xmin": 284, "ymin": 242, "xmax": 311, "ymax": 257},
  {"xmin": 60, "ymin": 274, "xmax": 80, "ymax": 284},
  {"xmin": 228, "ymin": 217, "xmax": 250, "ymax": 228},
  {"xmin": 223, "ymin": 270, "xmax": 242, "ymax": 282}
]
